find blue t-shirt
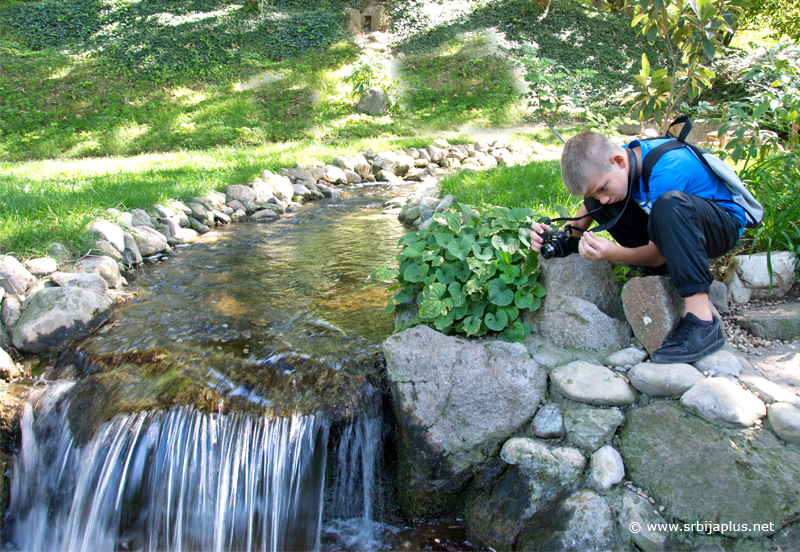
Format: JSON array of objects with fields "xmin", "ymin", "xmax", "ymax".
[{"xmin": 625, "ymin": 139, "xmax": 747, "ymax": 235}]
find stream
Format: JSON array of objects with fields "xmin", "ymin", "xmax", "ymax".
[{"xmin": 2, "ymin": 183, "xmax": 450, "ymax": 551}]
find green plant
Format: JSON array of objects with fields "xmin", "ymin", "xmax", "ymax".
[
  {"xmin": 521, "ymin": 48, "xmax": 598, "ymax": 141},
  {"xmin": 370, "ymin": 204, "xmax": 546, "ymax": 342},
  {"xmin": 740, "ymin": 152, "xmax": 800, "ymax": 259},
  {"xmin": 696, "ymin": 43, "xmax": 800, "ymax": 166},
  {"xmin": 626, "ymin": 0, "xmax": 750, "ymax": 132},
  {"xmin": 344, "ymin": 53, "xmax": 392, "ymax": 98}
]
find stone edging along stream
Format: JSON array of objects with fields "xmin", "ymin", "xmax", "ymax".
[{"xmin": 0, "ymin": 137, "xmax": 555, "ymax": 371}]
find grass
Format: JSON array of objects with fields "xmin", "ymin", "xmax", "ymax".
[{"xmin": 439, "ymin": 159, "xmax": 582, "ymax": 219}]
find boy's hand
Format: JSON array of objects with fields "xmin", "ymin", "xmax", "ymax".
[
  {"xmin": 529, "ymin": 221, "xmax": 552, "ymax": 253},
  {"xmin": 578, "ymin": 232, "xmax": 616, "ymax": 261}
]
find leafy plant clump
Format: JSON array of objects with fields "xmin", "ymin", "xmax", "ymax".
[{"xmin": 371, "ymin": 204, "xmax": 546, "ymax": 342}]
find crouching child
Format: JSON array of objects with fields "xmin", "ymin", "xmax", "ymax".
[{"xmin": 530, "ymin": 129, "xmax": 750, "ymax": 363}]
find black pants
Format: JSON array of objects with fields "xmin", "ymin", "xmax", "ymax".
[{"xmin": 584, "ymin": 191, "xmax": 740, "ymax": 297}]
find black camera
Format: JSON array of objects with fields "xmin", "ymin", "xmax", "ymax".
[{"xmin": 540, "ymin": 229, "xmax": 580, "ymax": 260}]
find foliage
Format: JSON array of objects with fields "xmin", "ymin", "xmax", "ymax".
[
  {"xmin": 390, "ymin": 0, "xmax": 671, "ymax": 109},
  {"xmin": 739, "ymin": 152, "xmax": 800, "ymax": 260},
  {"xmin": 0, "ymin": 0, "xmax": 348, "ymax": 82},
  {"xmin": 372, "ymin": 204, "xmax": 546, "ymax": 342},
  {"xmin": 344, "ymin": 52, "xmax": 394, "ymax": 100},
  {"xmin": 400, "ymin": 32, "xmax": 522, "ymax": 129},
  {"xmin": 696, "ymin": 43, "xmax": 800, "ymax": 166},
  {"xmin": 626, "ymin": 0, "xmax": 749, "ymax": 131},
  {"xmin": 740, "ymin": 0, "xmax": 800, "ymax": 42},
  {"xmin": 521, "ymin": 48, "xmax": 598, "ymax": 129}
]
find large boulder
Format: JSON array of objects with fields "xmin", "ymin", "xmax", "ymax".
[
  {"xmin": 89, "ymin": 220, "xmax": 125, "ymax": 253},
  {"xmin": 525, "ymin": 256, "xmax": 631, "ymax": 350},
  {"xmin": 11, "ymin": 287, "xmax": 113, "ymax": 353},
  {"xmin": 618, "ymin": 401, "xmax": 800, "ymax": 537},
  {"xmin": 383, "ymin": 325, "xmax": 547, "ymax": 517}
]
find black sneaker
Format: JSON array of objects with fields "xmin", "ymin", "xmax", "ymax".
[{"xmin": 650, "ymin": 313, "xmax": 725, "ymax": 364}]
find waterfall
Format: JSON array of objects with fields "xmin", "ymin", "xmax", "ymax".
[{"xmin": 6, "ymin": 383, "xmax": 333, "ymax": 552}]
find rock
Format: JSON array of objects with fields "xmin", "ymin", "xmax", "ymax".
[
  {"xmin": 532, "ymin": 402, "xmax": 565, "ymax": 439},
  {"xmin": 526, "ymin": 295, "xmax": 632, "ymax": 351},
  {"xmin": 383, "ymin": 326, "xmax": 547, "ymax": 517},
  {"xmin": 377, "ymin": 171, "xmax": 402, "ymax": 185},
  {"xmin": 225, "ymin": 184, "xmax": 256, "ymax": 204},
  {"xmin": 92, "ymin": 238, "xmax": 123, "ymax": 260},
  {"xmin": 628, "ymin": 362, "xmax": 705, "ymax": 397},
  {"xmin": 129, "ymin": 208, "xmax": 154, "ymax": 228},
  {"xmin": 24, "ymin": 258, "xmax": 58, "ymax": 277},
  {"xmin": 709, "ymin": 279, "xmax": 730, "ymax": 313},
  {"xmin": 551, "ymin": 361, "xmax": 638, "ymax": 406},
  {"xmin": 691, "ymin": 348, "xmax": 743, "ymax": 376},
  {"xmin": 168, "ymin": 200, "xmax": 192, "ymax": 216},
  {"xmin": 11, "ymin": 287, "xmax": 113, "ymax": 353},
  {"xmin": 517, "ymin": 490, "xmax": 615, "ymax": 552},
  {"xmin": 73, "ymin": 256, "xmax": 122, "ymax": 289},
  {"xmin": 261, "ymin": 172, "xmax": 295, "ymax": 202},
  {"xmin": 502, "ymin": 438, "xmax": 586, "ymax": 484},
  {"xmin": 123, "ymin": 234, "xmax": 143, "ymax": 266},
  {"xmin": 343, "ymin": 169, "xmax": 361, "ymax": 183},
  {"xmin": 128, "ymin": 226, "xmax": 168, "ymax": 257},
  {"xmin": 738, "ymin": 372, "xmax": 800, "ymax": 408},
  {"xmin": 226, "ymin": 200, "xmax": 246, "ymax": 213},
  {"xmin": 250, "ymin": 209, "xmax": 278, "ymax": 220},
  {"xmin": 0, "ymin": 348, "xmax": 19, "ymax": 380},
  {"xmin": 563, "ymin": 403, "xmax": 626, "ymax": 452},
  {"xmin": 590, "ymin": 445, "xmax": 624, "ymax": 492},
  {"xmin": 619, "ymin": 490, "xmax": 670, "ymax": 552},
  {"xmin": 2, "ymin": 297, "xmax": 22, "ymax": 330},
  {"xmin": 159, "ymin": 218, "xmax": 184, "ymax": 243},
  {"xmin": 735, "ymin": 301, "xmax": 800, "ymax": 341},
  {"xmin": 323, "ymin": 165, "xmax": 348, "ymax": 185},
  {"xmin": 767, "ymin": 402, "xmax": 800, "ymax": 445},
  {"xmin": 356, "ymin": 86, "xmax": 389, "ymax": 115},
  {"xmin": 89, "ymin": 220, "xmax": 125, "ymax": 253},
  {"xmin": 680, "ymin": 377, "xmax": 766, "ymax": 427},
  {"xmin": 372, "ymin": 152, "xmax": 399, "ymax": 175},
  {"xmin": 621, "ymin": 276, "xmax": 682, "ymax": 354},
  {"xmin": 726, "ymin": 272, "xmax": 751, "ymax": 304},
  {"xmin": 725, "ymin": 251, "xmax": 797, "ymax": 300},
  {"xmin": 432, "ymin": 139, "xmax": 450, "ymax": 149},
  {"xmin": 619, "ymin": 401, "xmax": 800, "ymax": 537},
  {"xmin": 49, "ymin": 272, "xmax": 108, "ymax": 295},
  {"xmin": 0, "ymin": 256, "xmax": 36, "ymax": 296},
  {"xmin": 605, "ymin": 346, "xmax": 648, "ymax": 367}
]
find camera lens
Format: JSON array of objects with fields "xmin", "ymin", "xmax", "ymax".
[{"xmin": 540, "ymin": 243, "xmax": 556, "ymax": 260}]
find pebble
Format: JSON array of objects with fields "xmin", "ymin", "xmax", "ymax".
[{"xmin": 658, "ymin": 505, "xmax": 666, "ymax": 512}]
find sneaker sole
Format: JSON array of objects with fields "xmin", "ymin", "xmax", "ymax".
[{"xmin": 650, "ymin": 338, "xmax": 725, "ymax": 364}]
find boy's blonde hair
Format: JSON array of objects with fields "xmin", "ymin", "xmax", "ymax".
[{"xmin": 560, "ymin": 131, "xmax": 623, "ymax": 196}]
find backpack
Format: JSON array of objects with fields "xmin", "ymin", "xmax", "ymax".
[{"xmin": 640, "ymin": 116, "xmax": 763, "ymax": 229}]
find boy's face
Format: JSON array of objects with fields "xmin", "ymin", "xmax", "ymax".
[{"xmin": 584, "ymin": 152, "xmax": 629, "ymax": 205}]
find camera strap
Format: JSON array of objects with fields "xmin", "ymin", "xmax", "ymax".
[{"xmin": 545, "ymin": 147, "xmax": 638, "ymax": 236}]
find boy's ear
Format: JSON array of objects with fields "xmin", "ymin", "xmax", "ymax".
[{"xmin": 610, "ymin": 150, "xmax": 628, "ymax": 169}]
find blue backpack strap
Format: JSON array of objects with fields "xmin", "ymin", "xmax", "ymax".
[{"xmin": 640, "ymin": 139, "xmax": 688, "ymax": 193}]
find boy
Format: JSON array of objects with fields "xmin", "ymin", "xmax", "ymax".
[{"xmin": 530, "ymin": 131, "xmax": 747, "ymax": 363}]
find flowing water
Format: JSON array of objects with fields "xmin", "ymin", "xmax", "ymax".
[{"xmin": 3, "ymin": 184, "xmax": 415, "ymax": 551}]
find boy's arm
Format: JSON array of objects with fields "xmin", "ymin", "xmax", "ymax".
[{"xmin": 578, "ymin": 232, "xmax": 665, "ymax": 266}]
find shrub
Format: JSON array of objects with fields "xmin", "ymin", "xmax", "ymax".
[{"xmin": 370, "ymin": 204, "xmax": 546, "ymax": 342}]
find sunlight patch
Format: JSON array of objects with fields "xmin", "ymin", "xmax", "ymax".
[
  {"xmin": 151, "ymin": 7, "xmax": 237, "ymax": 27},
  {"xmin": 170, "ymin": 87, "xmax": 208, "ymax": 106}
]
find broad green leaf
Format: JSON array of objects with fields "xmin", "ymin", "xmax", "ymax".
[
  {"xmin": 472, "ymin": 244, "xmax": 494, "ymax": 260},
  {"xmin": 452, "ymin": 303, "xmax": 469, "ymax": 320},
  {"xmin": 434, "ymin": 211, "xmax": 461, "ymax": 233},
  {"xmin": 452, "ymin": 261, "xmax": 471, "ymax": 282},
  {"xmin": 533, "ymin": 282, "xmax": 547, "ymax": 297},
  {"xmin": 448, "ymin": 282, "xmax": 466, "ymax": 307},
  {"xmin": 447, "ymin": 238, "xmax": 472, "ymax": 261},
  {"xmin": 495, "ymin": 250, "xmax": 512, "ymax": 264},
  {"xmin": 641, "ymin": 53, "xmax": 650, "ymax": 77},
  {"xmin": 514, "ymin": 290, "xmax": 535, "ymax": 309},
  {"xmin": 435, "ymin": 264, "xmax": 456, "ymax": 285},
  {"xmin": 499, "ymin": 321, "xmax": 526, "ymax": 342},
  {"xmin": 433, "ymin": 311, "xmax": 455, "ymax": 331},
  {"xmin": 497, "ymin": 305, "xmax": 520, "ymax": 322},
  {"xmin": 403, "ymin": 262, "xmax": 429, "ymax": 283},
  {"xmin": 488, "ymin": 279, "xmax": 514, "ymax": 306},
  {"xmin": 401, "ymin": 240, "xmax": 426, "ymax": 258},
  {"xmin": 462, "ymin": 315, "xmax": 482, "ymax": 337},
  {"xmin": 484, "ymin": 310, "xmax": 509, "ymax": 332},
  {"xmin": 433, "ymin": 232, "xmax": 454, "ymax": 248}
]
